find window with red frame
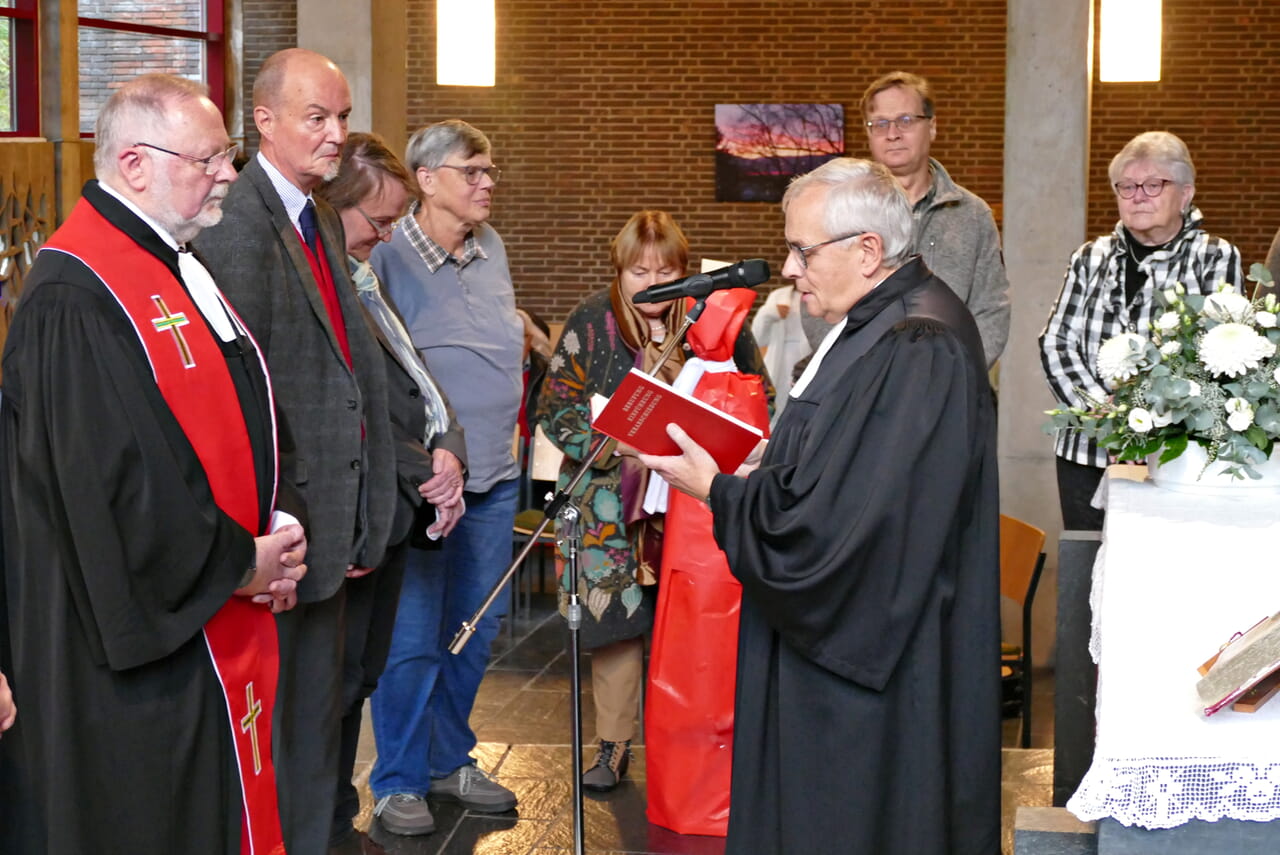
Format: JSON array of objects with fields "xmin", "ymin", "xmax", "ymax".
[
  {"xmin": 0, "ymin": 0, "xmax": 39, "ymax": 137},
  {"xmin": 78, "ymin": 1, "xmax": 225, "ymax": 136}
]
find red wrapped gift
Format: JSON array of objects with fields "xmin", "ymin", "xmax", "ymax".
[{"xmin": 645, "ymin": 288, "xmax": 769, "ymax": 835}]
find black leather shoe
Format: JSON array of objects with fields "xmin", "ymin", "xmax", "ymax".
[{"xmin": 328, "ymin": 828, "xmax": 384, "ymax": 854}]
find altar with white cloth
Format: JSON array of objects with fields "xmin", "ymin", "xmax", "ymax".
[{"xmin": 1067, "ymin": 467, "xmax": 1280, "ymax": 830}]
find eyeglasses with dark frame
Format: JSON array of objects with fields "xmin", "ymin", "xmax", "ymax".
[
  {"xmin": 864, "ymin": 114, "xmax": 932, "ymax": 136},
  {"xmin": 436, "ymin": 164, "xmax": 502, "ymax": 186},
  {"xmin": 135, "ymin": 142, "xmax": 239, "ymax": 175},
  {"xmin": 1113, "ymin": 178, "xmax": 1174, "ymax": 200},
  {"xmin": 786, "ymin": 231, "xmax": 867, "ymax": 269},
  {"xmin": 357, "ymin": 206, "xmax": 399, "ymax": 238}
]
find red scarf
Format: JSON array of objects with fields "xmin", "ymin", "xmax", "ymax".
[{"xmin": 298, "ymin": 224, "xmax": 353, "ymax": 368}]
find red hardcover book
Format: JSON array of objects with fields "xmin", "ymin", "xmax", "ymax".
[{"xmin": 594, "ymin": 368, "xmax": 764, "ymax": 473}]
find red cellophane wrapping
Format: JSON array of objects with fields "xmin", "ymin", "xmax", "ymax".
[{"xmin": 645, "ymin": 288, "xmax": 769, "ymax": 835}]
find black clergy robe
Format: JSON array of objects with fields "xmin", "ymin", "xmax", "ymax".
[
  {"xmin": 710, "ymin": 258, "xmax": 1001, "ymax": 855},
  {"xmin": 0, "ymin": 182, "xmax": 290, "ymax": 855}
]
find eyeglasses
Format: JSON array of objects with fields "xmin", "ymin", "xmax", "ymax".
[
  {"xmin": 1114, "ymin": 178, "xmax": 1174, "ymax": 200},
  {"xmin": 436, "ymin": 164, "xmax": 502, "ymax": 185},
  {"xmin": 864, "ymin": 114, "xmax": 932, "ymax": 136},
  {"xmin": 136, "ymin": 142, "xmax": 239, "ymax": 175},
  {"xmin": 357, "ymin": 206, "xmax": 399, "ymax": 238},
  {"xmin": 786, "ymin": 231, "xmax": 866, "ymax": 269}
]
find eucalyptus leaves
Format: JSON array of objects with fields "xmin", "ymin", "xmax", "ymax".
[{"xmin": 1045, "ymin": 264, "xmax": 1280, "ymax": 480}]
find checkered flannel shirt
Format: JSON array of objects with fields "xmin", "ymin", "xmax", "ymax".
[
  {"xmin": 399, "ymin": 201, "xmax": 487, "ymax": 272},
  {"xmin": 1039, "ymin": 207, "xmax": 1243, "ymax": 467}
]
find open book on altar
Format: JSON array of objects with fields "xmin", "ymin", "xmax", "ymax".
[
  {"xmin": 1197, "ymin": 610, "xmax": 1280, "ymax": 716},
  {"xmin": 593, "ymin": 368, "xmax": 763, "ymax": 473}
]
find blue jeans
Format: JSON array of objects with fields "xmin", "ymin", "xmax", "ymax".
[{"xmin": 369, "ymin": 478, "xmax": 517, "ymax": 798}]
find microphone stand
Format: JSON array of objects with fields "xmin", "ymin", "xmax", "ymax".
[{"xmin": 449, "ymin": 288, "xmax": 715, "ymax": 855}]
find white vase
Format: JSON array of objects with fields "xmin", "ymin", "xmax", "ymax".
[{"xmin": 1147, "ymin": 442, "xmax": 1280, "ymax": 495}]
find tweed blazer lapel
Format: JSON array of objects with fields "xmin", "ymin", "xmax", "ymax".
[{"xmin": 243, "ymin": 162, "xmax": 352, "ymax": 372}]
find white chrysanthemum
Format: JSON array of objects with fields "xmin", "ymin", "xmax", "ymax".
[
  {"xmin": 1160, "ymin": 341, "xmax": 1181, "ymax": 357},
  {"xmin": 1128, "ymin": 408, "xmax": 1154, "ymax": 433},
  {"xmin": 1203, "ymin": 291, "xmax": 1254, "ymax": 324},
  {"xmin": 1199, "ymin": 323, "xmax": 1276, "ymax": 377},
  {"xmin": 1226, "ymin": 397, "xmax": 1255, "ymax": 432},
  {"xmin": 1155, "ymin": 311, "xmax": 1180, "ymax": 333},
  {"xmin": 562, "ymin": 329, "xmax": 581, "ymax": 356},
  {"xmin": 1152, "ymin": 410, "xmax": 1174, "ymax": 428},
  {"xmin": 1187, "ymin": 379, "xmax": 1202, "ymax": 397},
  {"xmin": 1258, "ymin": 311, "xmax": 1277, "ymax": 329},
  {"xmin": 1096, "ymin": 332, "xmax": 1148, "ymax": 385}
]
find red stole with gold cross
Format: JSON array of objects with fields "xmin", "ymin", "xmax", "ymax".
[{"xmin": 44, "ymin": 197, "xmax": 286, "ymax": 855}]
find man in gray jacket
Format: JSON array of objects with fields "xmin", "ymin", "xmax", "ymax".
[
  {"xmin": 861, "ymin": 71, "xmax": 1010, "ymax": 368},
  {"xmin": 194, "ymin": 48, "xmax": 397, "ymax": 855}
]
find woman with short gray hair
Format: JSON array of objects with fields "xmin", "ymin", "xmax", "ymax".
[
  {"xmin": 1041, "ymin": 130, "xmax": 1243, "ymax": 530},
  {"xmin": 1108, "ymin": 130, "xmax": 1195, "ymax": 189}
]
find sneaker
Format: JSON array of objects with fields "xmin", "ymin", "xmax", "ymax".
[
  {"xmin": 582, "ymin": 739, "xmax": 631, "ymax": 792},
  {"xmin": 429, "ymin": 762, "xmax": 517, "ymax": 812},
  {"xmin": 373, "ymin": 793, "xmax": 435, "ymax": 836}
]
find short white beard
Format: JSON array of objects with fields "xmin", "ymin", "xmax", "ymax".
[
  {"xmin": 168, "ymin": 205, "xmax": 221, "ymax": 245},
  {"xmin": 152, "ymin": 170, "xmax": 229, "ymax": 244}
]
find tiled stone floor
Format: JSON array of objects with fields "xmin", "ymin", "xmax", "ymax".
[{"xmin": 343, "ymin": 593, "xmax": 1055, "ymax": 854}]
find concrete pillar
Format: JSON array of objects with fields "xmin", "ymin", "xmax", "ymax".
[
  {"xmin": 1001, "ymin": 0, "xmax": 1093, "ymax": 661},
  {"xmin": 297, "ymin": 0, "xmax": 374, "ymax": 132},
  {"xmin": 296, "ymin": 0, "xmax": 407, "ymax": 151}
]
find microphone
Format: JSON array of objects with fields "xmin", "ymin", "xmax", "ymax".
[{"xmin": 631, "ymin": 258, "xmax": 770, "ymax": 304}]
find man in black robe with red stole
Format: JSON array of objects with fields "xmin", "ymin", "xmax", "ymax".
[
  {"xmin": 641, "ymin": 157, "xmax": 1001, "ymax": 855},
  {"xmin": 0, "ymin": 75, "xmax": 307, "ymax": 855}
]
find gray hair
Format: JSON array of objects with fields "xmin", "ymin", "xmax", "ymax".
[
  {"xmin": 404, "ymin": 119, "xmax": 492, "ymax": 172},
  {"xmin": 1108, "ymin": 130, "xmax": 1196, "ymax": 188},
  {"xmin": 783, "ymin": 157, "xmax": 913, "ymax": 268},
  {"xmin": 93, "ymin": 74, "xmax": 210, "ymax": 179}
]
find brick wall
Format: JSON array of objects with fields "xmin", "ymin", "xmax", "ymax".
[
  {"xmin": 241, "ymin": 0, "xmax": 297, "ymax": 153},
  {"xmin": 234, "ymin": 0, "xmax": 1280, "ymax": 318},
  {"xmin": 78, "ymin": 2, "xmax": 204, "ymax": 134},
  {"xmin": 404, "ymin": 0, "xmax": 1008, "ymax": 321},
  {"xmin": 1088, "ymin": 0, "xmax": 1280, "ymax": 278}
]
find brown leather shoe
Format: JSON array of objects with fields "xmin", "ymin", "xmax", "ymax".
[{"xmin": 582, "ymin": 739, "xmax": 631, "ymax": 792}]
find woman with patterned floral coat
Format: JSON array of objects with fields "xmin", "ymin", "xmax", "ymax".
[{"xmin": 536, "ymin": 210, "xmax": 768, "ymax": 791}]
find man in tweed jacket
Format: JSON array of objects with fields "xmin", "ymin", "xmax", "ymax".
[{"xmin": 194, "ymin": 48, "xmax": 396, "ymax": 855}]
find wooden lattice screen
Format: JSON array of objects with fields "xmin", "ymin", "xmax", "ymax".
[{"xmin": 0, "ymin": 142, "xmax": 57, "ymax": 383}]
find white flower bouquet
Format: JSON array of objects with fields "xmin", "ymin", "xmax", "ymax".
[{"xmin": 1045, "ymin": 265, "xmax": 1280, "ymax": 479}]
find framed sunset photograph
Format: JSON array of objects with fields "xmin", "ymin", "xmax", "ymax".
[{"xmin": 714, "ymin": 103, "xmax": 845, "ymax": 202}]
